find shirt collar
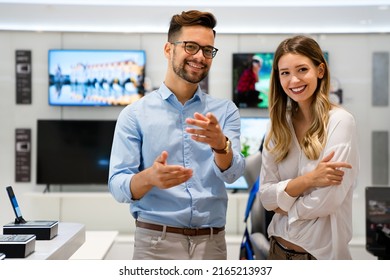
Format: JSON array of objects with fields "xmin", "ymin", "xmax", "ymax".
[{"xmin": 158, "ymin": 82, "xmax": 205, "ymax": 103}]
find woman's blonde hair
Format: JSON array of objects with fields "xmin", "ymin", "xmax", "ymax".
[{"xmin": 265, "ymin": 35, "xmax": 332, "ymax": 163}]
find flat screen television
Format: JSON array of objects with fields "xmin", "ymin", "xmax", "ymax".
[
  {"xmin": 36, "ymin": 120, "xmax": 116, "ymax": 188},
  {"xmin": 232, "ymin": 53, "xmax": 274, "ymax": 109},
  {"xmin": 225, "ymin": 116, "xmax": 270, "ymax": 191},
  {"xmin": 48, "ymin": 49, "xmax": 146, "ymax": 106},
  {"xmin": 365, "ymin": 186, "xmax": 390, "ymax": 259}
]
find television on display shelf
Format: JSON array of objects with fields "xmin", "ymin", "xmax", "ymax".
[
  {"xmin": 232, "ymin": 52, "xmax": 274, "ymax": 109},
  {"xmin": 48, "ymin": 49, "xmax": 146, "ymax": 106},
  {"xmin": 225, "ymin": 116, "xmax": 270, "ymax": 192},
  {"xmin": 36, "ymin": 119, "xmax": 116, "ymax": 189}
]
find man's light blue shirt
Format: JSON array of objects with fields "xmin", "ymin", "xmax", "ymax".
[{"xmin": 108, "ymin": 83, "xmax": 245, "ymax": 228}]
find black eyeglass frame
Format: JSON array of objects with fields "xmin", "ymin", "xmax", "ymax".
[{"xmin": 171, "ymin": 41, "xmax": 218, "ymax": 59}]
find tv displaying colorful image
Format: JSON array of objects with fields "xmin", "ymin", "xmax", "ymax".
[
  {"xmin": 240, "ymin": 116, "xmax": 270, "ymax": 157},
  {"xmin": 232, "ymin": 53, "xmax": 274, "ymax": 109},
  {"xmin": 225, "ymin": 116, "xmax": 270, "ymax": 191},
  {"xmin": 48, "ymin": 49, "xmax": 146, "ymax": 106}
]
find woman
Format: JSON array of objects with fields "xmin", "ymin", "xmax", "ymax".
[{"xmin": 259, "ymin": 35, "xmax": 359, "ymax": 260}]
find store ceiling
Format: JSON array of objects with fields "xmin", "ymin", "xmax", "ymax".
[{"xmin": 0, "ymin": 0, "xmax": 389, "ymax": 34}]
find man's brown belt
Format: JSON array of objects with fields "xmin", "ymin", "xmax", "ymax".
[{"xmin": 136, "ymin": 220, "xmax": 225, "ymax": 236}]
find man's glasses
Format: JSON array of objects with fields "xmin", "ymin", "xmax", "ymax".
[{"xmin": 171, "ymin": 41, "xmax": 218, "ymax": 59}]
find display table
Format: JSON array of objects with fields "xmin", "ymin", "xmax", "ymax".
[
  {"xmin": 11, "ymin": 222, "xmax": 86, "ymax": 260},
  {"xmin": 70, "ymin": 230, "xmax": 118, "ymax": 260}
]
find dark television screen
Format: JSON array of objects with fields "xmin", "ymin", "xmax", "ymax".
[
  {"xmin": 48, "ymin": 49, "xmax": 146, "ymax": 106},
  {"xmin": 232, "ymin": 53, "xmax": 274, "ymax": 109},
  {"xmin": 365, "ymin": 186, "xmax": 390, "ymax": 258},
  {"xmin": 225, "ymin": 116, "xmax": 270, "ymax": 191},
  {"xmin": 36, "ymin": 120, "xmax": 116, "ymax": 185}
]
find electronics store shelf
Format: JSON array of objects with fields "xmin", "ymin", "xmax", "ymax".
[{"xmin": 6, "ymin": 222, "xmax": 85, "ymax": 260}]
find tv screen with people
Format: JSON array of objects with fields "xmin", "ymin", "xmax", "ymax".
[
  {"xmin": 48, "ymin": 49, "xmax": 146, "ymax": 106},
  {"xmin": 232, "ymin": 52, "xmax": 274, "ymax": 109}
]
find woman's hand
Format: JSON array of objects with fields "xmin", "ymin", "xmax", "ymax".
[
  {"xmin": 308, "ymin": 151, "xmax": 352, "ymax": 188},
  {"xmin": 285, "ymin": 151, "xmax": 352, "ymax": 197}
]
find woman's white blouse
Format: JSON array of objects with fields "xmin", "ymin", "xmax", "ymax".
[{"xmin": 260, "ymin": 107, "xmax": 360, "ymax": 260}]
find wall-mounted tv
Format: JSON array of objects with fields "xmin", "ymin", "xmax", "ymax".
[
  {"xmin": 225, "ymin": 116, "xmax": 270, "ymax": 192},
  {"xmin": 48, "ymin": 49, "xmax": 146, "ymax": 106},
  {"xmin": 232, "ymin": 53, "xmax": 274, "ymax": 109},
  {"xmin": 36, "ymin": 120, "xmax": 116, "ymax": 188}
]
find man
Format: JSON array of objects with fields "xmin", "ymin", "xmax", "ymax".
[{"xmin": 108, "ymin": 10, "xmax": 245, "ymax": 260}]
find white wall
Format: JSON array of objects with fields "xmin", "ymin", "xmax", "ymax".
[{"xmin": 0, "ymin": 31, "xmax": 389, "ymax": 242}]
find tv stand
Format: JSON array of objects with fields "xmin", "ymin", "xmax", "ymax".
[{"xmin": 43, "ymin": 184, "xmax": 51, "ymax": 193}]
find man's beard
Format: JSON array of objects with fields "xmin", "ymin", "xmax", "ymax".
[{"xmin": 172, "ymin": 57, "xmax": 209, "ymax": 84}]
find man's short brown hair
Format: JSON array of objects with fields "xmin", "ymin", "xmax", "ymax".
[{"xmin": 168, "ymin": 10, "xmax": 217, "ymax": 42}]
